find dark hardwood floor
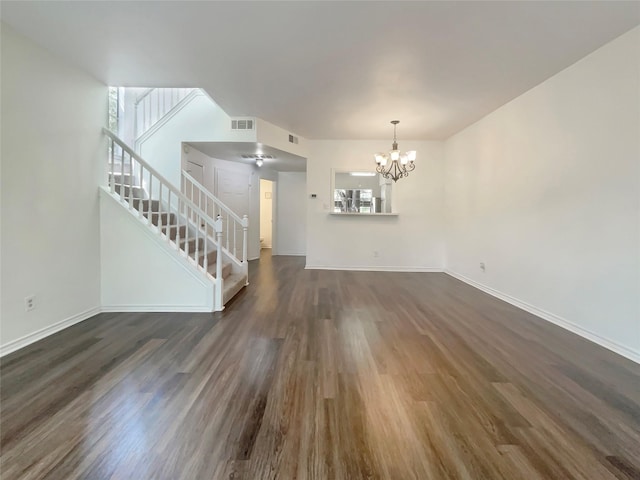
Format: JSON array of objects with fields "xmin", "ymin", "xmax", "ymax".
[{"xmin": 1, "ymin": 252, "xmax": 639, "ymax": 480}]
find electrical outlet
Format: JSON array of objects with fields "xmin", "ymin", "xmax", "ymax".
[
  {"xmin": 480, "ymin": 262, "xmax": 486, "ymax": 272},
  {"xmin": 25, "ymin": 295, "xmax": 35, "ymax": 312}
]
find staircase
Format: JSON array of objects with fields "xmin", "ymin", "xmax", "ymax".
[{"xmin": 104, "ymin": 128, "xmax": 248, "ymax": 311}]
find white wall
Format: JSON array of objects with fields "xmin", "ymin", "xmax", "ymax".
[
  {"xmin": 277, "ymin": 172, "xmax": 307, "ymax": 256},
  {"xmin": 444, "ymin": 27, "xmax": 640, "ymax": 361},
  {"xmin": 306, "ymin": 140, "xmax": 444, "ymax": 270},
  {"xmin": 260, "ymin": 179, "xmax": 273, "ymax": 248},
  {"xmin": 256, "ymin": 118, "xmax": 309, "ymax": 159},
  {"xmin": 0, "ymin": 25, "xmax": 106, "ymax": 353},
  {"xmin": 182, "ymin": 146, "xmax": 279, "ymax": 260},
  {"xmin": 139, "ymin": 93, "xmax": 256, "ymax": 189},
  {"xmin": 100, "ymin": 191, "xmax": 214, "ymax": 311}
]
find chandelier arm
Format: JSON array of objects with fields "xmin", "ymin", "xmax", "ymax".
[{"xmin": 393, "ymin": 161, "xmax": 402, "ymax": 182}]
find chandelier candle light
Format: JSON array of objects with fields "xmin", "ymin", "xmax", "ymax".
[{"xmin": 374, "ymin": 120, "xmax": 416, "ymax": 182}]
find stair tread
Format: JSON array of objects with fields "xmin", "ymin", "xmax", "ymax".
[
  {"xmin": 222, "ymin": 273, "xmax": 248, "ymax": 304},
  {"xmin": 206, "ymin": 260, "xmax": 232, "ymax": 279},
  {"xmin": 224, "ymin": 273, "xmax": 246, "ymax": 283},
  {"xmin": 206, "ymin": 261, "xmax": 231, "ymax": 271}
]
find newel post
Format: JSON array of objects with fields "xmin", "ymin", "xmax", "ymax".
[
  {"xmin": 242, "ymin": 215, "xmax": 249, "ymax": 284},
  {"xmin": 215, "ymin": 214, "xmax": 224, "ymax": 311}
]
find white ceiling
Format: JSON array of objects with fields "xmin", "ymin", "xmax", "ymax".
[
  {"xmin": 187, "ymin": 142, "xmax": 307, "ymax": 172},
  {"xmin": 2, "ymin": 1, "xmax": 638, "ymax": 140}
]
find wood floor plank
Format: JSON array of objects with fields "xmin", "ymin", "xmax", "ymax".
[{"xmin": 1, "ymin": 252, "xmax": 638, "ymax": 479}]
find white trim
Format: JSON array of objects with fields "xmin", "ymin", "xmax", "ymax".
[
  {"xmin": 445, "ymin": 269, "xmax": 640, "ymax": 365},
  {"xmin": 329, "ymin": 212, "xmax": 398, "ymax": 216},
  {"xmin": 100, "ymin": 305, "xmax": 213, "ymax": 313},
  {"xmin": 0, "ymin": 306, "xmax": 101, "ymax": 357},
  {"xmin": 306, "ymin": 265, "xmax": 443, "ymax": 272}
]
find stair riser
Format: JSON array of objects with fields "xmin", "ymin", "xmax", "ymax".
[
  {"xmin": 114, "ymin": 185, "xmax": 146, "ymax": 199},
  {"xmin": 163, "ymin": 225, "xmax": 187, "ymax": 241},
  {"xmin": 109, "ymin": 173, "xmax": 132, "ymax": 185},
  {"xmin": 182, "ymin": 238, "xmax": 205, "ymax": 255},
  {"xmin": 143, "ymin": 212, "xmax": 176, "ymax": 227},
  {"xmin": 222, "ymin": 274, "xmax": 248, "ymax": 305},
  {"xmin": 132, "ymin": 199, "xmax": 161, "ymax": 213},
  {"xmin": 196, "ymin": 250, "xmax": 219, "ymax": 268},
  {"xmin": 208, "ymin": 262, "xmax": 232, "ymax": 279}
]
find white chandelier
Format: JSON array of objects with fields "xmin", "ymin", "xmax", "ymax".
[{"xmin": 374, "ymin": 120, "xmax": 416, "ymax": 182}]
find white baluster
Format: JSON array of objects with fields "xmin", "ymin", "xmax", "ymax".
[
  {"xmin": 203, "ymin": 221, "xmax": 208, "ymax": 272},
  {"xmin": 158, "ymin": 183, "xmax": 163, "ymax": 232},
  {"xmin": 167, "ymin": 190, "xmax": 171, "ymax": 241},
  {"xmin": 127, "ymin": 155, "xmax": 133, "ymax": 207},
  {"xmin": 176, "ymin": 197, "xmax": 182, "ymax": 246},
  {"xmin": 233, "ymin": 220, "xmax": 237, "ymax": 257},
  {"xmin": 184, "ymin": 204, "xmax": 189, "ymax": 258},
  {"xmin": 109, "ymin": 139, "xmax": 115, "ymax": 194},
  {"xmin": 138, "ymin": 163, "xmax": 143, "ymax": 218},
  {"xmin": 190, "ymin": 181, "xmax": 194, "ymax": 223},
  {"xmin": 148, "ymin": 175, "xmax": 153, "ymax": 226},
  {"xmin": 215, "ymin": 215, "xmax": 223, "ymax": 305},
  {"xmin": 119, "ymin": 147, "xmax": 125, "ymax": 202},
  {"xmin": 194, "ymin": 212, "xmax": 199, "ymax": 265}
]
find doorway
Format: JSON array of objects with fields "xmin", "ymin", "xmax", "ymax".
[{"xmin": 260, "ymin": 179, "xmax": 275, "ymax": 253}]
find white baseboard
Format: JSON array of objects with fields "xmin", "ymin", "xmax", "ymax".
[
  {"xmin": 0, "ymin": 303, "xmax": 215, "ymax": 358},
  {"xmin": 101, "ymin": 305, "xmax": 213, "ymax": 313},
  {"xmin": 306, "ymin": 265, "xmax": 443, "ymax": 273},
  {"xmin": 445, "ymin": 269, "xmax": 640, "ymax": 365},
  {"xmin": 0, "ymin": 306, "xmax": 101, "ymax": 358}
]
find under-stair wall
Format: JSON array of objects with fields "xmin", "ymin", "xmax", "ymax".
[{"xmin": 100, "ymin": 189, "xmax": 215, "ymax": 311}]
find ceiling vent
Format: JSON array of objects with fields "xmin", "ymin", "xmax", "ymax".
[
  {"xmin": 231, "ymin": 118, "xmax": 254, "ymax": 130},
  {"xmin": 288, "ymin": 134, "xmax": 299, "ymax": 144}
]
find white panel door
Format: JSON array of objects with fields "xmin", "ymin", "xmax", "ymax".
[
  {"xmin": 215, "ymin": 168, "xmax": 250, "ymax": 256},
  {"xmin": 215, "ymin": 168, "xmax": 250, "ymax": 216}
]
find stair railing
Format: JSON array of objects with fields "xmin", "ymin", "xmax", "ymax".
[
  {"xmin": 104, "ymin": 128, "xmax": 224, "ymax": 310},
  {"xmin": 182, "ymin": 170, "xmax": 249, "ymax": 279},
  {"xmin": 134, "ymin": 88, "xmax": 197, "ymax": 140}
]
